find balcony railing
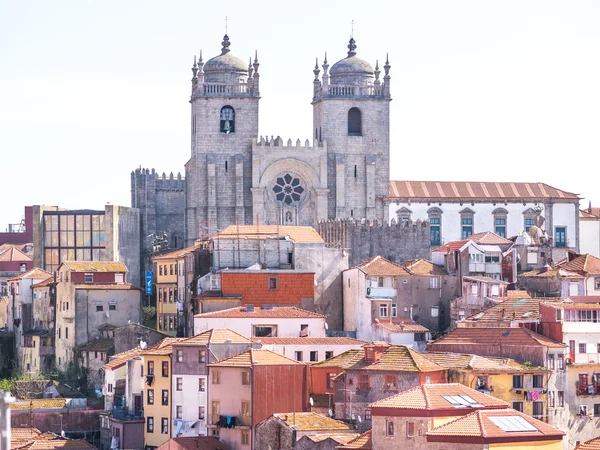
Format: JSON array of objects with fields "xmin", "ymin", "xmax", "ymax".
[
  {"xmin": 576, "ymin": 382, "xmax": 600, "ymax": 396},
  {"xmin": 112, "ymin": 409, "xmax": 144, "ymax": 421}
]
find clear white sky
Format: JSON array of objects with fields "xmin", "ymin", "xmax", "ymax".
[{"xmin": 1, "ymin": 1, "xmax": 599, "ymax": 229}]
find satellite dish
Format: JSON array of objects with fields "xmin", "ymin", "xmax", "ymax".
[
  {"xmin": 140, "ymin": 340, "xmax": 147, "ymax": 350},
  {"xmin": 61, "ymin": 430, "xmax": 65, "ymax": 438},
  {"xmin": 105, "ymin": 311, "xmax": 110, "ymax": 318},
  {"xmin": 328, "ymin": 409, "xmax": 333, "ymax": 417},
  {"xmin": 324, "ymin": 322, "xmax": 329, "ymax": 330},
  {"xmin": 309, "ymin": 397, "xmax": 314, "ymax": 406},
  {"xmin": 358, "ymin": 415, "xmax": 362, "ymax": 423}
]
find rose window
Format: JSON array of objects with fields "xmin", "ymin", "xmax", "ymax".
[{"xmin": 273, "ymin": 174, "xmax": 304, "ymax": 205}]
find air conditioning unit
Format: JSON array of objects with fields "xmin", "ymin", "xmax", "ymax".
[{"xmin": 209, "ymin": 275, "xmax": 220, "ymax": 291}]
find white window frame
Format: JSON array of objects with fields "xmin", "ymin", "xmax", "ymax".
[{"xmin": 379, "ymin": 304, "xmax": 388, "ymax": 318}]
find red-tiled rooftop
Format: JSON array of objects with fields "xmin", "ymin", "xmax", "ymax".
[
  {"xmin": 576, "ymin": 437, "xmax": 600, "ymax": 450},
  {"xmin": 209, "ymin": 349, "xmax": 301, "ymax": 367},
  {"xmin": 370, "ymin": 383, "xmax": 508, "ymax": 412},
  {"xmin": 426, "ymin": 408, "xmax": 564, "ymax": 443},
  {"xmin": 429, "ymin": 327, "xmax": 565, "ymax": 349},
  {"xmin": 72, "ymin": 283, "xmax": 141, "ymax": 291},
  {"xmin": 375, "ymin": 319, "xmax": 430, "ymax": 333},
  {"xmin": 388, "ymin": 180, "xmax": 579, "ymax": 200},
  {"xmin": 59, "ymin": 261, "xmax": 128, "ymax": 272},
  {"xmin": 253, "ymin": 337, "xmax": 366, "ymax": 345},
  {"xmin": 152, "ymin": 243, "xmax": 201, "ymax": 261},
  {"xmin": 194, "ymin": 306, "xmax": 325, "ymax": 319},
  {"xmin": 177, "ymin": 328, "xmax": 252, "ymax": 345},
  {"xmin": 8, "ymin": 268, "xmax": 51, "ymax": 281},
  {"xmin": 336, "ymin": 430, "xmax": 372, "ymax": 449},
  {"xmin": 423, "ymin": 352, "xmax": 546, "ymax": 373},
  {"xmin": 460, "ymin": 297, "xmax": 560, "ymax": 325},
  {"xmin": 351, "ymin": 255, "xmax": 409, "ymax": 276},
  {"xmin": 558, "ymin": 253, "xmax": 600, "ymax": 275},
  {"xmin": 398, "ymin": 259, "xmax": 447, "ymax": 276},
  {"xmin": 156, "ymin": 436, "xmax": 231, "ymax": 450}
]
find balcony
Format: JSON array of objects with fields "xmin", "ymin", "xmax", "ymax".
[
  {"xmin": 111, "ymin": 409, "xmax": 144, "ymax": 421},
  {"xmin": 576, "ymin": 382, "xmax": 600, "ymax": 396}
]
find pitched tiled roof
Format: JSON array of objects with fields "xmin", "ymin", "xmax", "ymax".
[
  {"xmin": 0, "ymin": 245, "xmax": 31, "ymax": 263},
  {"xmin": 507, "ymin": 290, "xmax": 531, "ymax": 299},
  {"xmin": 576, "ymin": 437, "xmax": 600, "ymax": 450},
  {"xmin": 580, "ymin": 208, "xmax": 600, "ymax": 220},
  {"xmin": 194, "ymin": 306, "xmax": 325, "ymax": 319},
  {"xmin": 423, "ymin": 352, "xmax": 545, "ymax": 373},
  {"xmin": 156, "ymin": 436, "xmax": 232, "ymax": 450},
  {"xmin": 432, "ymin": 239, "xmax": 470, "ymax": 253},
  {"xmin": 104, "ymin": 346, "xmax": 143, "ymax": 371},
  {"xmin": 375, "ymin": 319, "xmax": 430, "ymax": 333},
  {"xmin": 388, "ymin": 181, "xmax": 579, "ymax": 200},
  {"xmin": 72, "ymin": 283, "xmax": 141, "ymax": 291},
  {"xmin": 313, "ymin": 346, "xmax": 443, "ymax": 372},
  {"xmin": 8, "ymin": 268, "xmax": 52, "ymax": 281},
  {"xmin": 558, "ymin": 254, "xmax": 600, "ymax": 275},
  {"xmin": 254, "ymin": 337, "xmax": 366, "ymax": 345},
  {"xmin": 60, "ymin": 261, "xmax": 127, "ymax": 272},
  {"xmin": 461, "ymin": 298, "xmax": 560, "ymax": 325},
  {"xmin": 152, "ymin": 243, "xmax": 201, "ymax": 261},
  {"xmin": 426, "ymin": 408, "xmax": 564, "ymax": 442},
  {"xmin": 177, "ymin": 328, "xmax": 252, "ymax": 345},
  {"xmin": 336, "ymin": 430, "xmax": 372, "ymax": 449},
  {"xmin": 139, "ymin": 337, "xmax": 185, "ymax": 356},
  {"xmin": 398, "ymin": 259, "xmax": 447, "ymax": 276},
  {"xmin": 20, "ymin": 440, "xmax": 96, "ymax": 449},
  {"xmin": 32, "ymin": 277, "xmax": 55, "ymax": 288},
  {"xmin": 430, "ymin": 327, "xmax": 565, "ymax": 349},
  {"xmin": 312, "ymin": 349, "xmax": 365, "ymax": 368},
  {"xmin": 370, "ymin": 383, "xmax": 508, "ymax": 411},
  {"xmin": 11, "ymin": 399, "xmax": 66, "ymax": 410},
  {"xmin": 352, "ymin": 256, "xmax": 410, "ymax": 276},
  {"xmin": 11, "ymin": 428, "xmax": 42, "ymax": 449},
  {"xmin": 272, "ymin": 412, "xmax": 354, "ymax": 431},
  {"xmin": 468, "ymin": 232, "xmax": 514, "ymax": 246},
  {"xmin": 212, "ymin": 225, "xmax": 324, "ymax": 243},
  {"xmin": 519, "ymin": 268, "xmax": 559, "ymax": 278},
  {"xmin": 209, "ymin": 349, "xmax": 301, "ymax": 367},
  {"xmin": 304, "ymin": 434, "xmax": 358, "ymax": 444}
]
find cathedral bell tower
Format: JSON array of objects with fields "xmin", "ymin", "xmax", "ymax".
[
  {"xmin": 312, "ymin": 37, "xmax": 391, "ymax": 221},
  {"xmin": 185, "ymin": 35, "xmax": 260, "ymax": 243}
]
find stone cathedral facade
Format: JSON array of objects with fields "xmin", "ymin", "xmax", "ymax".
[{"xmin": 184, "ymin": 34, "xmax": 391, "ymax": 244}]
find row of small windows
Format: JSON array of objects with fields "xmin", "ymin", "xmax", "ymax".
[{"xmin": 395, "ymin": 209, "xmax": 566, "ymax": 247}]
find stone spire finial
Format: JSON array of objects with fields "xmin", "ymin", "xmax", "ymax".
[
  {"xmin": 374, "ymin": 59, "xmax": 380, "ymax": 85},
  {"xmin": 253, "ymin": 50, "xmax": 260, "ymax": 74},
  {"xmin": 248, "ymin": 57, "xmax": 254, "ymax": 78},
  {"xmin": 322, "ymin": 52, "xmax": 329, "ymax": 74},
  {"xmin": 384, "ymin": 53, "xmax": 391, "ymax": 76},
  {"xmin": 198, "ymin": 50, "xmax": 204, "ymax": 71},
  {"xmin": 314, "ymin": 57, "xmax": 320, "ymax": 81},
  {"xmin": 347, "ymin": 37, "xmax": 357, "ymax": 57},
  {"xmin": 192, "ymin": 55, "xmax": 198, "ymax": 79},
  {"xmin": 221, "ymin": 34, "xmax": 231, "ymax": 54}
]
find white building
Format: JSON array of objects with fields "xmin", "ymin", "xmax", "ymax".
[
  {"xmin": 254, "ymin": 337, "xmax": 366, "ymax": 362},
  {"xmin": 193, "ymin": 306, "xmax": 327, "ymax": 338},
  {"xmin": 386, "ymin": 181, "xmax": 580, "ymax": 252},
  {"xmin": 580, "ymin": 207, "xmax": 600, "ymax": 258}
]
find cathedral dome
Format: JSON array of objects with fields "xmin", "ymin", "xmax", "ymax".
[
  {"xmin": 203, "ymin": 35, "xmax": 248, "ymax": 82},
  {"xmin": 329, "ymin": 38, "xmax": 374, "ymax": 85}
]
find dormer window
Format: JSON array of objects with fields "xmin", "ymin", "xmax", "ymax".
[
  {"xmin": 348, "ymin": 107, "xmax": 362, "ymax": 136},
  {"xmin": 220, "ymin": 106, "xmax": 235, "ymax": 133}
]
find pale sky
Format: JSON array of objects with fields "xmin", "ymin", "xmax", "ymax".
[{"xmin": 1, "ymin": 1, "xmax": 599, "ymax": 229}]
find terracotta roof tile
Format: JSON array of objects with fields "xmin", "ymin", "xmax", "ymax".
[
  {"xmin": 313, "ymin": 346, "xmax": 443, "ymax": 372},
  {"xmin": 76, "ymin": 337, "xmax": 114, "ymax": 352},
  {"xmin": 304, "ymin": 434, "xmax": 358, "ymax": 444},
  {"xmin": 398, "ymin": 259, "xmax": 447, "ymax": 276},
  {"xmin": 254, "ymin": 337, "xmax": 366, "ymax": 345},
  {"xmin": 10, "ymin": 399, "xmax": 66, "ymax": 410},
  {"xmin": 152, "ymin": 243, "xmax": 201, "ymax": 261},
  {"xmin": 212, "ymin": 225, "xmax": 324, "ymax": 244},
  {"xmin": 432, "ymin": 239, "xmax": 470, "ymax": 253},
  {"xmin": 272, "ymin": 412, "xmax": 354, "ymax": 431},
  {"xmin": 336, "ymin": 430, "xmax": 372, "ymax": 449},
  {"xmin": 11, "ymin": 428, "xmax": 42, "ymax": 449},
  {"xmin": 388, "ymin": 181, "xmax": 579, "ymax": 200},
  {"xmin": 558, "ymin": 254, "xmax": 600, "ymax": 275},
  {"xmin": 60, "ymin": 261, "xmax": 127, "ymax": 273},
  {"xmin": 429, "ymin": 327, "xmax": 565, "ymax": 349},
  {"xmin": 461, "ymin": 297, "xmax": 561, "ymax": 325},
  {"xmin": 21, "ymin": 440, "xmax": 96, "ymax": 449},
  {"xmin": 351, "ymin": 256, "xmax": 410, "ymax": 276},
  {"xmin": 32, "ymin": 278, "xmax": 55, "ymax": 288},
  {"xmin": 580, "ymin": 208, "xmax": 600, "ymax": 220},
  {"xmin": 177, "ymin": 328, "xmax": 252, "ymax": 345},
  {"xmin": 423, "ymin": 352, "xmax": 546, "ymax": 373},
  {"xmin": 370, "ymin": 383, "xmax": 508, "ymax": 411},
  {"xmin": 194, "ymin": 306, "xmax": 325, "ymax": 319},
  {"xmin": 507, "ymin": 290, "xmax": 531, "ymax": 299},
  {"xmin": 375, "ymin": 319, "xmax": 430, "ymax": 333},
  {"xmin": 156, "ymin": 436, "xmax": 231, "ymax": 450},
  {"xmin": 140, "ymin": 337, "xmax": 185, "ymax": 356},
  {"xmin": 209, "ymin": 349, "xmax": 302, "ymax": 367},
  {"xmin": 576, "ymin": 437, "xmax": 600, "ymax": 450},
  {"xmin": 426, "ymin": 408, "xmax": 564, "ymax": 442},
  {"xmin": 519, "ymin": 268, "xmax": 559, "ymax": 278},
  {"xmin": 468, "ymin": 232, "xmax": 514, "ymax": 246},
  {"xmin": 8, "ymin": 268, "xmax": 52, "ymax": 281},
  {"xmin": 104, "ymin": 346, "xmax": 143, "ymax": 371}
]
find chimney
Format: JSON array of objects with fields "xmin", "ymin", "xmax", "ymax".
[{"xmin": 363, "ymin": 342, "xmax": 390, "ymax": 363}]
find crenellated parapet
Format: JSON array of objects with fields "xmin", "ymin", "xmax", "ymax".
[
  {"xmin": 253, "ymin": 136, "xmax": 326, "ymax": 149},
  {"xmin": 131, "ymin": 168, "xmax": 184, "ymax": 192}
]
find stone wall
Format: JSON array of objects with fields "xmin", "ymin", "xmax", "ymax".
[{"xmin": 318, "ymin": 219, "xmax": 431, "ymax": 267}]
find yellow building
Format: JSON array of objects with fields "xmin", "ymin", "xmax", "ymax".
[
  {"xmin": 153, "ymin": 244, "xmax": 200, "ymax": 337},
  {"xmin": 140, "ymin": 338, "xmax": 182, "ymax": 448},
  {"xmin": 425, "ymin": 352, "xmax": 550, "ymax": 420}
]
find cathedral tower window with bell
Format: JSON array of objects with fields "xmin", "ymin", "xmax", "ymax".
[{"xmin": 220, "ymin": 105, "xmax": 235, "ymax": 133}]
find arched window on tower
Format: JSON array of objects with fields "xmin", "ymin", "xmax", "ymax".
[
  {"xmin": 220, "ymin": 106, "xmax": 235, "ymax": 134},
  {"xmin": 348, "ymin": 107, "xmax": 362, "ymax": 136}
]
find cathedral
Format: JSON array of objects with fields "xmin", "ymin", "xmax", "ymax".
[{"xmin": 184, "ymin": 34, "xmax": 391, "ymax": 244}]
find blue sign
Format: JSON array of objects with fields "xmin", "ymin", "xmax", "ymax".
[{"xmin": 145, "ymin": 271, "xmax": 153, "ymax": 295}]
